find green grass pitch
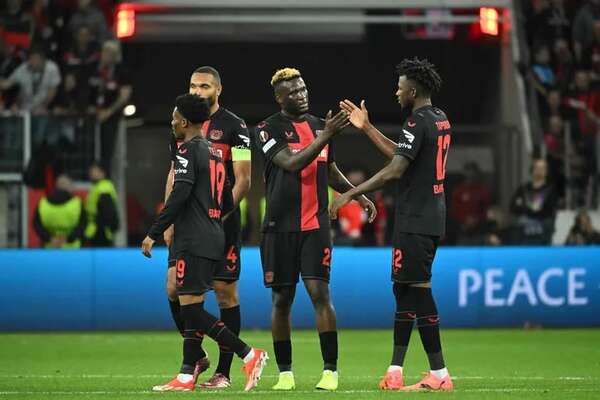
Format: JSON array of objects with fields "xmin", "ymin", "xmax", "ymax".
[{"xmin": 0, "ymin": 329, "xmax": 598, "ymax": 399}]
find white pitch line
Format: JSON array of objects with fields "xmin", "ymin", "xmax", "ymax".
[
  {"xmin": 0, "ymin": 374, "xmax": 596, "ymax": 380},
  {"xmin": 0, "ymin": 388, "xmax": 598, "ymax": 395}
]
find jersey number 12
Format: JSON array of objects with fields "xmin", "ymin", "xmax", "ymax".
[{"xmin": 436, "ymin": 134, "xmax": 451, "ymax": 181}]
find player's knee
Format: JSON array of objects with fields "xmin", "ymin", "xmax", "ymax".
[
  {"xmin": 272, "ymin": 289, "xmax": 294, "ymax": 313},
  {"xmin": 214, "ymin": 282, "xmax": 239, "ymax": 309},
  {"xmin": 306, "ymin": 284, "xmax": 331, "ymax": 309}
]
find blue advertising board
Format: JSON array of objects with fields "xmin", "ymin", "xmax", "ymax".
[{"xmin": 0, "ymin": 247, "xmax": 598, "ymax": 330}]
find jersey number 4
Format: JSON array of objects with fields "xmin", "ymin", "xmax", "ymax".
[
  {"xmin": 209, "ymin": 159, "xmax": 226, "ymax": 206},
  {"xmin": 436, "ymin": 134, "xmax": 451, "ymax": 181}
]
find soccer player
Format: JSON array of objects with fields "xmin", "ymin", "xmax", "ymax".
[
  {"xmin": 331, "ymin": 58, "xmax": 454, "ymax": 391},
  {"xmin": 164, "ymin": 66, "xmax": 251, "ymax": 389},
  {"xmin": 254, "ymin": 68, "xmax": 376, "ymax": 391},
  {"xmin": 142, "ymin": 94, "xmax": 267, "ymax": 392}
]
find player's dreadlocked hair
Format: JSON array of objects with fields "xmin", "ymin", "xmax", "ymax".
[
  {"xmin": 271, "ymin": 67, "xmax": 301, "ymax": 87},
  {"xmin": 175, "ymin": 94, "xmax": 210, "ymax": 124},
  {"xmin": 396, "ymin": 57, "xmax": 442, "ymax": 96}
]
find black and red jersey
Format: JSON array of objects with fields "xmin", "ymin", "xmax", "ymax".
[
  {"xmin": 393, "ymin": 105, "xmax": 451, "ymax": 237},
  {"xmin": 152, "ymin": 136, "xmax": 232, "ymax": 260},
  {"xmin": 254, "ymin": 112, "xmax": 334, "ymax": 233},
  {"xmin": 170, "ymin": 107, "xmax": 250, "ymax": 238}
]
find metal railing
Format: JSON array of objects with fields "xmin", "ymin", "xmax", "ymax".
[{"xmin": 0, "ymin": 112, "xmax": 127, "ymax": 248}]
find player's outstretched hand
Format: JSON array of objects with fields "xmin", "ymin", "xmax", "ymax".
[
  {"xmin": 329, "ymin": 193, "xmax": 351, "ymax": 220},
  {"xmin": 141, "ymin": 236, "xmax": 155, "ymax": 258},
  {"xmin": 339, "ymin": 99, "xmax": 369, "ymax": 130},
  {"xmin": 358, "ymin": 195, "xmax": 377, "ymax": 223},
  {"xmin": 324, "ymin": 109, "xmax": 350, "ymax": 136}
]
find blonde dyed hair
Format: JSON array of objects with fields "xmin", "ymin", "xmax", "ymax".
[{"xmin": 270, "ymin": 67, "xmax": 301, "ymax": 87}]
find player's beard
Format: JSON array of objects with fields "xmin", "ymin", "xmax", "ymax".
[{"xmin": 205, "ymin": 95, "xmax": 216, "ymax": 108}]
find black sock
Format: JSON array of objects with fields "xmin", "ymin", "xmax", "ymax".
[
  {"xmin": 318, "ymin": 331, "xmax": 337, "ymax": 371},
  {"xmin": 392, "ymin": 283, "xmax": 416, "ymax": 366},
  {"xmin": 168, "ymin": 299, "xmax": 185, "ymax": 336},
  {"xmin": 273, "ymin": 340, "xmax": 292, "ymax": 372},
  {"xmin": 414, "ymin": 287, "xmax": 446, "ymax": 370},
  {"xmin": 181, "ymin": 302, "xmax": 251, "ymax": 359},
  {"xmin": 179, "ymin": 303, "xmax": 207, "ymax": 375},
  {"xmin": 215, "ymin": 305, "xmax": 241, "ymax": 378}
]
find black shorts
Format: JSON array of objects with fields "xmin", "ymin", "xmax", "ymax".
[
  {"xmin": 174, "ymin": 252, "xmax": 218, "ymax": 295},
  {"xmin": 391, "ymin": 233, "xmax": 439, "ymax": 283},
  {"xmin": 260, "ymin": 229, "xmax": 332, "ymax": 287},
  {"xmin": 169, "ymin": 231, "xmax": 241, "ymax": 283}
]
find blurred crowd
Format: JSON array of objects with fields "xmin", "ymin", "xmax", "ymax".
[
  {"xmin": 524, "ymin": 0, "xmax": 600, "ymax": 208},
  {"xmin": 0, "ymin": 0, "xmax": 131, "ymax": 173}
]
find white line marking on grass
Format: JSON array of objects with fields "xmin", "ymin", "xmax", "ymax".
[
  {"xmin": 0, "ymin": 388, "xmax": 598, "ymax": 396},
  {"xmin": 0, "ymin": 374, "xmax": 596, "ymax": 380}
]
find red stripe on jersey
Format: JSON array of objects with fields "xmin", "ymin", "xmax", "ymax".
[
  {"xmin": 211, "ymin": 143, "xmax": 231, "ymax": 161},
  {"xmin": 201, "ymin": 120, "xmax": 210, "ymax": 138},
  {"xmin": 292, "ymin": 121, "xmax": 320, "ymax": 231}
]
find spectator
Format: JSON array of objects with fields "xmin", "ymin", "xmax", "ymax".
[
  {"xmin": 544, "ymin": 115, "xmax": 567, "ymax": 195},
  {"xmin": 89, "ymin": 40, "xmax": 132, "ymax": 172},
  {"xmin": 510, "ymin": 158, "xmax": 559, "ymax": 245},
  {"xmin": 530, "ymin": 0, "xmax": 572, "ymax": 46},
  {"xmin": 0, "ymin": 46, "xmax": 61, "ymax": 114},
  {"xmin": 52, "ymin": 73, "xmax": 79, "ymax": 116},
  {"xmin": 531, "ymin": 45, "xmax": 556, "ymax": 101},
  {"xmin": 0, "ymin": 46, "xmax": 61, "ymax": 145},
  {"xmin": 565, "ymin": 209, "xmax": 600, "ymax": 244},
  {"xmin": 544, "ymin": 89, "xmax": 571, "ymax": 118},
  {"xmin": 565, "ymin": 70, "xmax": 600, "ymax": 195},
  {"xmin": 334, "ymin": 169, "xmax": 369, "ymax": 245},
  {"xmin": 450, "ymin": 162, "xmax": 492, "ymax": 245},
  {"xmin": 32, "ymin": 174, "xmax": 85, "ymax": 248},
  {"xmin": 62, "ymin": 26, "xmax": 99, "ymax": 112},
  {"xmin": 551, "ymin": 38, "xmax": 575, "ymax": 91},
  {"xmin": 63, "ymin": 25, "xmax": 100, "ymax": 81},
  {"xmin": 0, "ymin": 36, "xmax": 24, "ymax": 111},
  {"xmin": 68, "ymin": 0, "xmax": 111, "ymax": 44},
  {"xmin": 583, "ymin": 20, "xmax": 600, "ymax": 81},
  {"xmin": 27, "ymin": 0, "xmax": 62, "ymax": 58},
  {"xmin": 84, "ymin": 162, "xmax": 119, "ymax": 247},
  {"xmin": 572, "ymin": 0, "xmax": 600, "ymax": 63},
  {"xmin": 482, "ymin": 206, "xmax": 510, "ymax": 246}
]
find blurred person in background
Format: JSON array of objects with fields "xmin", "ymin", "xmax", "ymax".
[
  {"xmin": 529, "ymin": 0, "xmax": 572, "ymax": 46},
  {"xmin": 565, "ymin": 69, "xmax": 600, "ymax": 203},
  {"xmin": 544, "ymin": 115, "xmax": 566, "ymax": 197},
  {"xmin": 572, "ymin": 0, "xmax": 600, "ymax": 63},
  {"xmin": 67, "ymin": 0, "xmax": 111, "ymax": 44},
  {"xmin": 510, "ymin": 158, "xmax": 559, "ymax": 245},
  {"xmin": 449, "ymin": 162, "xmax": 491, "ymax": 245},
  {"xmin": 33, "ymin": 174, "xmax": 85, "ymax": 248},
  {"xmin": 0, "ymin": 36, "xmax": 24, "ymax": 111},
  {"xmin": 84, "ymin": 162, "xmax": 119, "ymax": 247},
  {"xmin": 481, "ymin": 206, "xmax": 510, "ymax": 246},
  {"xmin": 333, "ymin": 168, "xmax": 374, "ymax": 246},
  {"xmin": 0, "ymin": 46, "xmax": 60, "ymax": 115},
  {"xmin": 62, "ymin": 26, "xmax": 99, "ymax": 106},
  {"xmin": 530, "ymin": 45, "xmax": 556, "ymax": 101},
  {"xmin": 565, "ymin": 209, "xmax": 600, "ymax": 244},
  {"xmin": 89, "ymin": 40, "xmax": 131, "ymax": 173},
  {"xmin": 0, "ymin": 46, "xmax": 61, "ymax": 145},
  {"xmin": 551, "ymin": 38, "xmax": 575, "ymax": 92}
]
